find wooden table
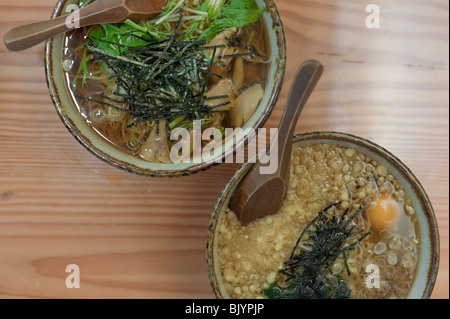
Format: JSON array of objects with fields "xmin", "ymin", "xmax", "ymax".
[{"xmin": 0, "ymin": 0, "xmax": 448, "ymax": 299}]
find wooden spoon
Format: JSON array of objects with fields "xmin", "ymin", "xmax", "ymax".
[
  {"xmin": 229, "ymin": 60, "xmax": 324, "ymax": 226},
  {"xmin": 4, "ymin": 0, "xmax": 167, "ymax": 52}
]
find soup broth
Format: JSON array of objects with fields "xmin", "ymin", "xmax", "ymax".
[
  {"xmin": 63, "ymin": 0, "xmax": 269, "ymax": 163},
  {"xmin": 218, "ymin": 143, "xmax": 420, "ymax": 299}
]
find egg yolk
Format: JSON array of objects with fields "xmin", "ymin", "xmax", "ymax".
[{"xmin": 365, "ymin": 195, "xmax": 402, "ymax": 232}]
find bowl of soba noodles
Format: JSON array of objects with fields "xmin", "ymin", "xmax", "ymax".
[
  {"xmin": 207, "ymin": 132, "xmax": 440, "ymax": 299},
  {"xmin": 45, "ymin": 0, "xmax": 286, "ymax": 177}
]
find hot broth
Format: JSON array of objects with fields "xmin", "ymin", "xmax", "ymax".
[{"xmin": 63, "ymin": 0, "xmax": 269, "ymax": 163}]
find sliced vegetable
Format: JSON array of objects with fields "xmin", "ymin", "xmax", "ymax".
[
  {"xmin": 139, "ymin": 120, "xmax": 171, "ymax": 163},
  {"xmin": 229, "ymin": 84, "xmax": 263, "ymax": 127},
  {"xmin": 204, "ymin": 79, "xmax": 235, "ymax": 111}
]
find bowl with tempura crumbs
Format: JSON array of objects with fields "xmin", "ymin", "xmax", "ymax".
[
  {"xmin": 45, "ymin": 0, "xmax": 286, "ymax": 177},
  {"xmin": 207, "ymin": 132, "xmax": 439, "ymax": 299}
]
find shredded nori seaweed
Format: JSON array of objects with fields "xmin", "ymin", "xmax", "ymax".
[
  {"xmin": 264, "ymin": 203, "xmax": 370, "ymax": 299},
  {"xmin": 75, "ymin": 15, "xmax": 231, "ymax": 128}
]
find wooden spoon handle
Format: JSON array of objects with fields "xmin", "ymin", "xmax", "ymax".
[
  {"xmin": 277, "ymin": 60, "xmax": 324, "ymax": 176},
  {"xmin": 5, "ymin": 16, "xmax": 78, "ymax": 52},
  {"xmin": 229, "ymin": 60, "xmax": 323, "ymax": 225},
  {"xmin": 4, "ymin": 0, "xmax": 127, "ymax": 51}
]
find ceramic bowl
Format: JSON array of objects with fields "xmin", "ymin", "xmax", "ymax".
[
  {"xmin": 45, "ymin": 0, "xmax": 286, "ymax": 177},
  {"xmin": 207, "ymin": 132, "xmax": 440, "ymax": 299}
]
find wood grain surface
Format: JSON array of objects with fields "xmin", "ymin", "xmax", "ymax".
[{"xmin": 0, "ymin": 0, "xmax": 448, "ymax": 299}]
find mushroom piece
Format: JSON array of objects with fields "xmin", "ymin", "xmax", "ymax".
[
  {"xmin": 204, "ymin": 79, "xmax": 235, "ymax": 111},
  {"xmin": 139, "ymin": 120, "xmax": 172, "ymax": 163},
  {"xmin": 229, "ymin": 84, "xmax": 264, "ymax": 128},
  {"xmin": 207, "ymin": 28, "xmax": 238, "ymax": 84},
  {"xmin": 232, "ymin": 56, "xmax": 245, "ymax": 95}
]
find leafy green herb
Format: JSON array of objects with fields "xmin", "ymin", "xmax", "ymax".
[
  {"xmin": 90, "ymin": 26, "xmax": 145, "ymax": 55},
  {"xmin": 197, "ymin": 0, "xmax": 265, "ymax": 41},
  {"xmin": 71, "ymin": 48, "xmax": 89, "ymax": 88},
  {"xmin": 147, "ymin": 0, "xmax": 265, "ymax": 41},
  {"xmin": 205, "ymin": 0, "xmax": 227, "ymax": 17},
  {"xmin": 264, "ymin": 203, "xmax": 370, "ymax": 299}
]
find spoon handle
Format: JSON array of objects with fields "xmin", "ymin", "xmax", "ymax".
[
  {"xmin": 4, "ymin": 0, "xmax": 127, "ymax": 51},
  {"xmin": 276, "ymin": 60, "xmax": 324, "ymax": 177}
]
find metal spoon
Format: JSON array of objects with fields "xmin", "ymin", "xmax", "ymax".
[
  {"xmin": 229, "ymin": 60, "xmax": 324, "ymax": 225},
  {"xmin": 4, "ymin": 0, "xmax": 167, "ymax": 52}
]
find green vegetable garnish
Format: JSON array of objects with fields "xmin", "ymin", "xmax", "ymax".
[
  {"xmin": 71, "ymin": 48, "xmax": 89, "ymax": 88},
  {"xmin": 197, "ymin": 0, "xmax": 265, "ymax": 41}
]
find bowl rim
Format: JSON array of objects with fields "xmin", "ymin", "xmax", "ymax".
[
  {"xmin": 44, "ymin": 0, "xmax": 287, "ymax": 178},
  {"xmin": 207, "ymin": 131, "xmax": 440, "ymax": 299}
]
